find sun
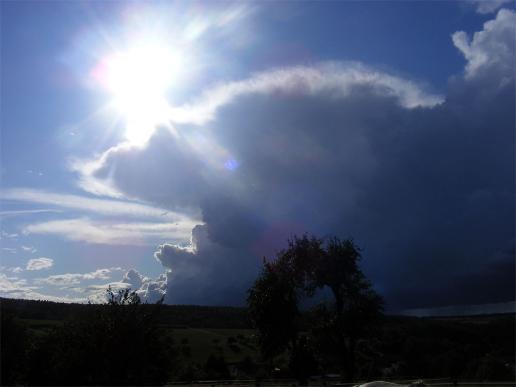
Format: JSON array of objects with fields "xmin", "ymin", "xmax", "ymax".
[{"xmin": 95, "ymin": 43, "xmax": 182, "ymax": 144}]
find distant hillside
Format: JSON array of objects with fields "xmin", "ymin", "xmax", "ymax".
[
  {"xmin": 0, "ymin": 297, "xmax": 251, "ymax": 328},
  {"xmin": 2, "ymin": 296, "xmax": 515, "ymax": 329},
  {"xmin": 2, "ymin": 297, "xmax": 515, "ymax": 381}
]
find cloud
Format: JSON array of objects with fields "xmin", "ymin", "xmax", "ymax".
[
  {"xmin": 452, "ymin": 9, "xmax": 516, "ymax": 80},
  {"xmin": 0, "ymin": 272, "xmax": 112, "ymax": 303},
  {"xmin": 26, "ymin": 258, "xmax": 53, "ymax": 271},
  {"xmin": 37, "ymin": 268, "xmax": 115, "ymax": 286},
  {"xmin": 0, "ymin": 273, "xmax": 55, "ymax": 300},
  {"xmin": 21, "ymin": 245, "xmax": 37, "ymax": 253},
  {"xmin": 469, "ymin": 0, "xmax": 512, "ymax": 14},
  {"xmin": 168, "ymin": 61, "xmax": 443, "ymax": 126},
  {"xmin": 0, "ymin": 231, "xmax": 18, "ymax": 239},
  {"xmin": 74, "ymin": 11, "xmax": 514, "ymax": 309},
  {"xmin": 153, "ymin": 225, "xmax": 258, "ymax": 304},
  {"xmin": 0, "ymin": 188, "xmax": 196, "ymax": 222},
  {"xmin": 23, "ymin": 217, "xmax": 197, "ymax": 245},
  {"xmin": 0, "ymin": 209, "xmax": 62, "ymax": 217},
  {"xmin": 2, "ymin": 266, "xmax": 23, "ymax": 274},
  {"xmin": 121, "ymin": 268, "xmax": 167, "ymax": 303},
  {"xmin": 0, "ymin": 267, "xmax": 156, "ymax": 304}
]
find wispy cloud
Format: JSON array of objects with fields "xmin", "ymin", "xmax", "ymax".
[
  {"xmin": 0, "ymin": 273, "xmax": 86, "ymax": 303},
  {"xmin": 36, "ymin": 268, "xmax": 118, "ymax": 286},
  {"xmin": 0, "ymin": 231, "xmax": 18, "ymax": 239},
  {"xmin": 26, "ymin": 257, "xmax": 54, "ymax": 271},
  {"xmin": 469, "ymin": 0, "xmax": 512, "ymax": 14},
  {"xmin": 21, "ymin": 245, "xmax": 37, "ymax": 254},
  {"xmin": 169, "ymin": 62, "xmax": 444, "ymax": 126},
  {"xmin": 23, "ymin": 218, "xmax": 196, "ymax": 245},
  {"xmin": 0, "ymin": 209, "xmax": 62, "ymax": 217},
  {"xmin": 0, "ymin": 188, "xmax": 195, "ymax": 222},
  {"xmin": 0, "ymin": 266, "xmax": 24, "ymax": 274}
]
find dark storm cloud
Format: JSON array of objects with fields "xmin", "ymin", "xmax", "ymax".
[{"xmin": 79, "ymin": 10, "xmax": 515, "ymax": 310}]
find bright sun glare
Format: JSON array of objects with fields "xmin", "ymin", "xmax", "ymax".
[{"xmin": 97, "ymin": 43, "xmax": 181, "ymax": 144}]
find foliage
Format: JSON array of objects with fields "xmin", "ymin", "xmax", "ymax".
[
  {"xmin": 204, "ymin": 354, "xmax": 230, "ymax": 379},
  {"xmin": 1, "ymin": 312, "xmax": 29, "ymax": 385},
  {"xmin": 247, "ymin": 257, "xmax": 300, "ymax": 358},
  {"xmin": 247, "ymin": 234, "xmax": 383, "ymax": 381},
  {"xmin": 23, "ymin": 287, "xmax": 174, "ymax": 385},
  {"xmin": 0, "ymin": 297, "xmax": 251, "ymax": 328},
  {"xmin": 0, "ymin": 299, "xmax": 516, "ymax": 385}
]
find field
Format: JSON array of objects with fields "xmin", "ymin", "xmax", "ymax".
[
  {"xmin": 18, "ymin": 315, "xmax": 260, "ymax": 365},
  {"xmin": 166, "ymin": 328, "xmax": 258, "ymax": 364},
  {"xmin": 2, "ymin": 297, "xmax": 515, "ymax": 384}
]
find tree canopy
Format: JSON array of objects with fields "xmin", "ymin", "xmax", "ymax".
[{"xmin": 247, "ymin": 234, "xmax": 383, "ymax": 382}]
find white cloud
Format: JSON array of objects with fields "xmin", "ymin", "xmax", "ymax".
[
  {"xmin": 452, "ymin": 9, "xmax": 516, "ymax": 79},
  {"xmin": 0, "ymin": 231, "xmax": 18, "ymax": 239},
  {"xmin": 0, "ymin": 273, "xmax": 84, "ymax": 302},
  {"xmin": 23, "ymin": 217, "xmax": 198, "ymax": 245},
  {"xmin": 470, "ymin": 0, "xmax": 512, "ymax": 14},
  {"xmin": 21, "ymin": 245, "xmax": 37, "ymax": 253},
  {"xmin": 169, "ymin": 62, "xmax": 443, "ymax": 126},
  {"xmin": 0, "ymin": 268, "xmax": 151, "ymax": 304},
  {"xmin": 37, "ymin": 268, "xmax": 114, "ymax": 286},
  {"xmin": 0, "ymin": 266, "xmax": 24, "ymax": 274},
  {"xmin": 121, "ymin": 268, "xmax": 167, "ymax": 303},
  {"xmin": 0, "ymin": 188, "xmax": 194, "ymax": 222},
  {"xmin": 0, "ymin": 209, "xmax": 62, "ymax": 217},
  {"xmin": 2, "ymin": 247, "xmax": 17, "ymax": 254},
  {"xmin": 26, "ymin": 257, "xmax": 53, "ymax": 271}
]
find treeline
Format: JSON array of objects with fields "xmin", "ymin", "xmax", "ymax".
[
  {"xmin": 373, "ymin": 314, "xmax": 515, "ymax": 380},
  {"xmin": 1, "ymin": 296, "xmax": 514, "ymax": 385},
  {"xmin": 0, "ymin": 297, "xmax": 250, "ymax": 328}
]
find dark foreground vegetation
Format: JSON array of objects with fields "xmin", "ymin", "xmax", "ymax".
[
  {"xmin": 1, "ymin": 237, "xmax": 515, "ymax": 385},
  {"xmin": 1, "ymin": 296, "xmax": 514, "ymax": 385}
]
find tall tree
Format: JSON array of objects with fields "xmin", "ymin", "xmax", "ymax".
[{"xmin": 247, "ymin": 235, "xmax": 383, "ymax": 382}]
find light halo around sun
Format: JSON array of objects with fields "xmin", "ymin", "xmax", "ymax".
[{"xmin": 93, "ymin": 41, "xmax": 183, "ymax": 145}]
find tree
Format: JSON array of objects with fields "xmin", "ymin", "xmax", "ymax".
[
  {"xmin": 247, "ymin": 235, "xmax": 383, "ymax": 382},
  {"xmin": 1, "ymin": 313, "xmax": 29, "ymax": 385},
  {"xmin": 26, "ymin": 287, "xmax": 173, "ymax": 386},
  {"xmin": 314, "ymin": 237, "xmax": 383, "ymax": 381},
  {"xmin": 247, "ymin": 257, "xmax": 300, "ymax": 359}
]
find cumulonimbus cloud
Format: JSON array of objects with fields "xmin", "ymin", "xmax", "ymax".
[
  {"xmin": 452, "ymin": 8, "xmax": 515, "ymax": 79},
  {"xmin": 74, "ymin": 9, "xmax": 515, "ymax": 309}
]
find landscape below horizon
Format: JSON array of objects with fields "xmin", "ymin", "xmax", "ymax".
[{"xmin": 2, "ymin": 296, "xmax": 515, "ymax": 384}]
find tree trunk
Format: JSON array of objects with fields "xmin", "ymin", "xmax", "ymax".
[{"xmin": 348, "ymin": 336, "xmax": 356, "ymax": 383}]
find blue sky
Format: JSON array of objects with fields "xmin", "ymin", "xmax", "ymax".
[{"xmin": 1, "ymin": 1, "xmax": 514, "ymax": 312}]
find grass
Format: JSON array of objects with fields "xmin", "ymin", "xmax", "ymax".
[{"xmin": 167, "ymin": 327, "xmax": 258, "ymax": 364}]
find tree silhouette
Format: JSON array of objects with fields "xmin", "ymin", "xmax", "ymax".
[
  {"xmin": 26, "ymin": 287, "xmax": 173, "ymax": 386},
  {"xmin": 248, "ymin": 234, "xmax": 383, "ymax": 382},
  {"xmin": 247, "ymin": 256, "xmax": 300, "ymax": 359}
]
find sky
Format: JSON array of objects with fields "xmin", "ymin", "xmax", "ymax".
[{"xmin": 0, "ymin": 1, "xmax": 514, "ymax": 313}]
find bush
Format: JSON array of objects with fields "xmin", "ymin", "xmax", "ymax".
[{"xmin": 25, "ymin": 288, "xmax": 174, "ymax": 385}]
